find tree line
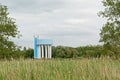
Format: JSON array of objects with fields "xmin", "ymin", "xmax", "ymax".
[{"xmin": 6, "ymin": 45, "xmax": 118, "ymax": 59}]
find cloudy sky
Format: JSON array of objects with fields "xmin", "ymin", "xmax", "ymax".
[{"xmin": 1, "ymin": 0, "xmax": 105, "ymax": 48}]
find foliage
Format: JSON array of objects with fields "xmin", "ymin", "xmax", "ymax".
[
  {"xmin": 76, "ymin": 45, "xmax": 103, "ymax": 58},
  {"xmin": 52, "ymin": 45, "xmax": 104, "ymax": 58},
  {"xmin": 100, "ymin": 21, "xmax": 120, "ymax": 56},
  {"xmin": 23, "ymin": 48, "xmax": 34, "ymax": 58},
  {"xmin": 52, "ymin": 46, "xmax": 79, "ymax": 58},
  {"xmin": 98, "ymin": 0, "xmax": 120, "ymax": 57},
  {"xmin": 0, "ymin": 4, "xmax": 20, "ymax": 59},
  {"xmin": 99, "ymin": 0, "xmax": 120, "ymax": 21}
]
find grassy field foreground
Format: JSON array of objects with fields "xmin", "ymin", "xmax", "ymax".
[{"xmin": 0, "ymin": 59, "xmax": 120, "ymax": 80}]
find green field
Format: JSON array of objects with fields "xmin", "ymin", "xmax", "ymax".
[{"xmin": 0, "ymin": 59, "xmax": 120, "ymax": 80}]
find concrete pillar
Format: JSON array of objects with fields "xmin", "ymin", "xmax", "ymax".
[
  {"xmin": 41, "ymin": 45, "xmax": 44, "ymax": 58},
  {"xmin": 47, "ymin": 45, "xmax": 49, "ymax": 58},
  {"xmin": 38, "ymin": 45, "xmax": 41, "ymax": 58},
  {"xmin": 40, "ymin": 45, "xmax": 42, "ymax": 58},
  {"xmin": 45, "ymin": 45, "xmax": 48, "ymax": 58},
  {"xmin": 49, "ymin": 45, "xmax": 52, "ymax": 58},
  {"xmin": 48, "ymin": 45, "xmax": 52, "ymax": 58}
]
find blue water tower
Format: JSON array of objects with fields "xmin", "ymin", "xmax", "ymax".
[{"xmin": 34, "ymin": 36, "xmax": 53, "ymax": 59}]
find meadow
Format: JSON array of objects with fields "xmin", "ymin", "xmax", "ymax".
[{"xmin": 0, "ymin": 58, "xmax": 119, "ymax": 80}]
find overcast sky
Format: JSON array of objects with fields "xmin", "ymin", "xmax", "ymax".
[{"xmin": 1, "ymin": 0, "xmax": 105, "ymax": 48}]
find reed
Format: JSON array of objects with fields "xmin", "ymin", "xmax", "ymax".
[{"xmin": 0, "ymin": 58, "xmax": 119, "ymax": 80}]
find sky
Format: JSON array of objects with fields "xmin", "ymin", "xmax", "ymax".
[{"xmin": 1, "ymin": 0, "xmax": 105, "ymax": 48}]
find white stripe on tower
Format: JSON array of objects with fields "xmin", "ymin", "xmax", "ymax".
[
  {"xmin": 39, "ymin": 45, "xmax": 41, "ymax": 59},
  {"xmin": 49, "ymin": 45, "xmax": 52, "ymax": 58},
  {"xmin": 41, "ymin": 45, "xmax": 44, "ymax": 58},
  {"xmin": 47, "ymin": 45, "xmax": 50, "ymax": 58},
  {"xmin": 45, "ymin": 45, "xmax": 48, "ymax": 58}
]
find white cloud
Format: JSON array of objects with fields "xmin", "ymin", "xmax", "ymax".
[
  {"xmin": 64, "ymin": 18, "xmax": 88, "ymax": 25},
  {"xmin": 1, "ymin": 0, "xmax": 104, "ymax": 48}
]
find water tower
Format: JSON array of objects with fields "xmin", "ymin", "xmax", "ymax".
[{"xmin": 34, "ymin": 36, "xmax": 53, "ymax": 59}]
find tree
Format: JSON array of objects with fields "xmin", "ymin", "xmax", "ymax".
[
  {"xmin": 23, "ymin": 48, "xmax": 34, "ymax": 59},
  {"xmin": 0, "ymin": 4, "xmax": 20, "ymax": 59},
  {"xmin": 98, "ymin": 0, "xmax": 120, "ymax": 57},
  {"xmin": 52, "ymin": 46, "xmax": 79, "ymax": 58}
]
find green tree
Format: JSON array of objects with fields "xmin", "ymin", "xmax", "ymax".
[
  {"xmin": 52, "ymin": 46, "xmax": 79, "ymax": 58},
  {"xmin": 23, "ymin": 48, "xmax": 34, "ymax": 59},
  {"xmin": 0, "ymin": 4, "xmax": 20, "ymax": 59},
  {"xmin": 98, "ymin": 0, "xmax": 120, "ymax": 57}
]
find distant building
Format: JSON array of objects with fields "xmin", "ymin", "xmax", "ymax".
[{"xmin": 34, "ymin": 36, "xmax": 53, "ymax": 59}]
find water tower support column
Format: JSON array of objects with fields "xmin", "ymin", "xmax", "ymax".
[
  {"xmin": 49, "ymin": 45, "xmax": 52, "ymax": 58},
  {"xmin": 45, "ymin": 45, "xmax": 48, "ymax": 58},
  {"xmin": 41, "ymin": 45, "xmax": 44, "ymax": 58}
]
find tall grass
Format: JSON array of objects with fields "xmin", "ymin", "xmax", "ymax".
[{"xmin": 0, "ymin": 58, "xmax": 119, "ymax": 80}]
